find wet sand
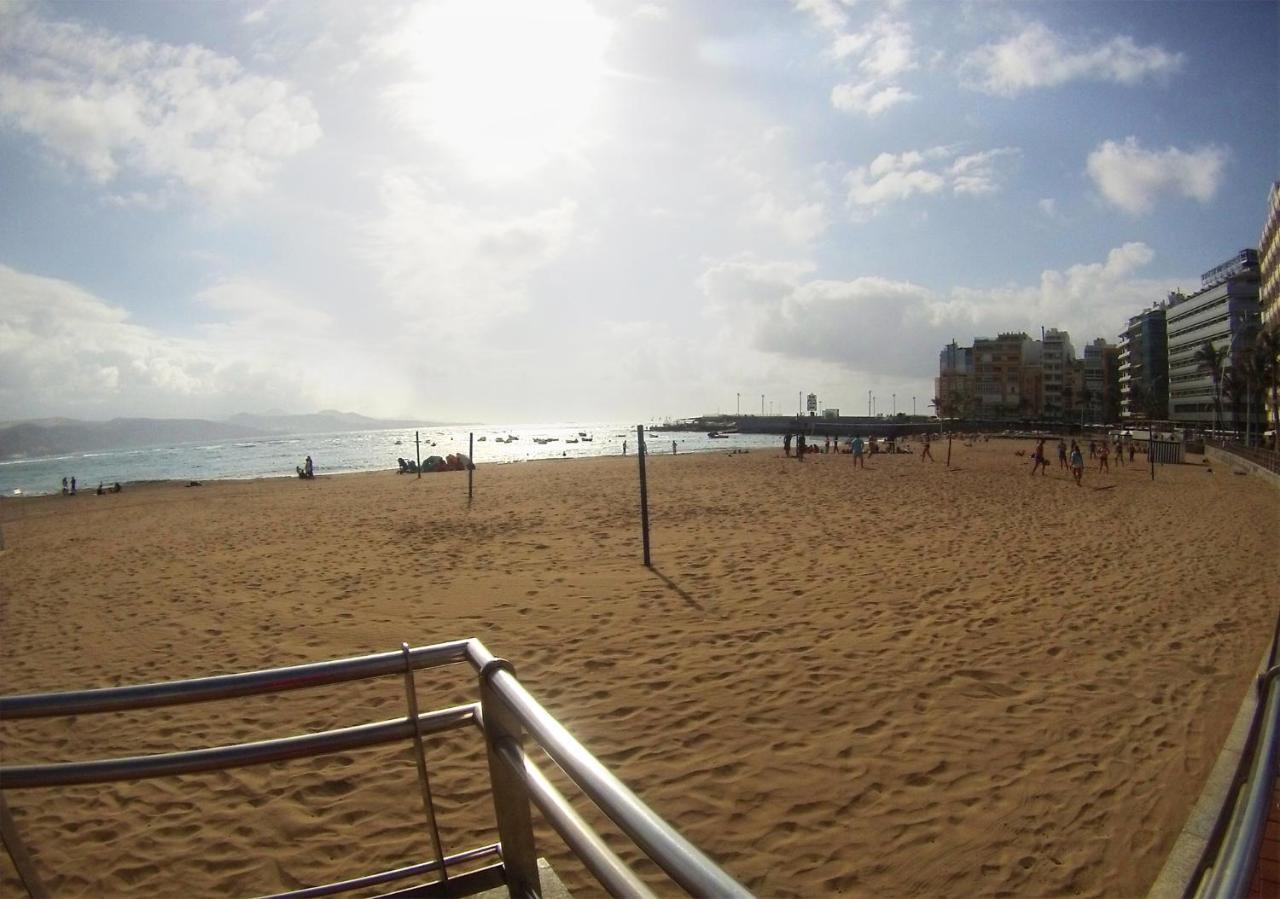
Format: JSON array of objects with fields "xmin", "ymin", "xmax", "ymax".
[{"xmin": 1, "ymin": 440, "xmax": 1277, "ymax": 897}]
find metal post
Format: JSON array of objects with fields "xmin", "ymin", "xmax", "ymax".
[
  {"xmin": 947, "ymin": 436, "xmax": 952, "ymax": 468},
  {"xmin": 416, "ymin": 431, "xmax": 421, "ymax": 480},
  {"xmin": 1150, "ymin": 429, "xmax": 1155, "ymax": 481},
  {"xmin": 637, "ymin": 425, "xmax": 651, "ymax": 568},
  {"xmin": 468, "ymin": 433, "xmax": 474, "ymax": 502},
  {"xmin": 478, "ymin": 659, "xmax": 541, "ymax": 899},
  {"xmin": 401, "ymin": 644, "xmax": 448, "ymax": 885},
  {"xmin": 0, "ymin": 792, "xmax": 49, "ymax": 899}
]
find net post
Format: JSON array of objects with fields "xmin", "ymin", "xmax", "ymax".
[{"xmin": 637, "ymin": 424, "xmax": 651, "ymax": 567}]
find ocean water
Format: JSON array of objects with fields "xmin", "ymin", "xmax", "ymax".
[{"xmin": 0, "ymin": 423, "xmax": 782, "ymax": 497}]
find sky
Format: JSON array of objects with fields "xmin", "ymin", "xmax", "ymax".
[{"xmin": 0, "ymin": 0, "xmax": 1276, "ymax": 423}]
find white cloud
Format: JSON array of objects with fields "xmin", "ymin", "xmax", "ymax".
[
  {"xmin": 1086, "ymin": 137, "xmax": 1227, "ymax": 215},
  {"xmin": 964, "ymin": 22, "xmax": 1184, "ymax": 96},
  {"xmin": 358, "ymin": 169, "xmax": 578, "ymax": 332},
  {"xmin": 698, "ymin": 243, "xmax": 1184, "ymax": 380},
  {"xmin": 0, "ymin": 6, "xmax": 321, "ymax": 204},
  {"xmin": 0, "ymin": 265, "xmax": 318, "ymax": 418},
  {"xmin": 1038, "ymin": 197, "xmax": 1057, "ymax": 217},
  {"xmin": 830, "ymin": 80, "xmax": 915, "ymax": 116},
  {"xmin": 845, "ymin": 145, "xmax": 1018, "ymax": 212},
  {"xmin": 791, "ymin": 0, "xmax": 853, "ymax": 35},
  {"xmin": 794, "ymin": 6, "xmax": 919, "ymax": 119}
]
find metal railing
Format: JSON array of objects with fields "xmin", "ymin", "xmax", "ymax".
[
  {"xmin": 0, "ymin": 638, "xmax": 750, "ymax": 899},
  {"xmin": 1205, "ymin": 439, "xmax": 1280, "ymax": 475},
  {"xmin": 1187, "ymin": 611, "xmax": 1280, "ymax": 898}
]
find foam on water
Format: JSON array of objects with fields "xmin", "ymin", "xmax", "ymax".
[{"xmin": 0, "ymin": 423, "xmax": 782, "ymax": 496}]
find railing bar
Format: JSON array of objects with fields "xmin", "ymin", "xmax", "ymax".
[
  {"xmin": 0, "ymin": 641, "xmax": 473, "ymax": 719},
  {"xmin": 483, "ymin": 667, "xmax": 750, "ymax": 898},
  {"xmin": 402, "ymin": 643, "xmax": 449, "ymax": 884},
  {"xmin": 253, "ymin": 843, "xmax": 501, "ymax": 899},
  {"xmin": 372, "ymin": 862, "xmax": 507, "ymax": 899},
  {"xmin": 0, "ymin": 792, "xmax": 49, "ymax": 899},
  {"xmin": 494, "ymin": 737, "xmax": 658, "ymax": 899},
  {"xmin": 1, "ymin": 704, "xmax": 477, "ymax": 789},
  {"xmin": 1198, "ymin": 669, "xmax": 1280, "ymax": 897}
]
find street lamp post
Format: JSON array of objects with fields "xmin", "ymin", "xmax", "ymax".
[
  {"xmin": 892, "ymin": 393, "xmax": 896, "ymax": 416},
  {"xmin": 913, "ymin": 396, "xmax": 916, "ymax": 417}
]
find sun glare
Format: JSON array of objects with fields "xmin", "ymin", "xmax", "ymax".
[{"xmin": 401, "ymin": 0, "xmax": 612, "ymax": 178}]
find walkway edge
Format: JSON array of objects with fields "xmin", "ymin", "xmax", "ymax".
[{"xmin": 1147, "ymin": 646, "xmax": 1270, "ymax": 898}]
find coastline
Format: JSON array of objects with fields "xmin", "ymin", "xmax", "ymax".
[{"xmin": 2, "ymin": 442, "xmax": 1276, "ymax": 897}]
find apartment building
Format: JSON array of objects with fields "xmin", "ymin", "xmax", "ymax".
[
  {"xmin": 973, "ymin": 332, "xmax": 1039, "ymax": 417},
  {"xmin": 935, "ymin": 340, "xmax": 974, "ymax": 416},
  {"xmin": 1166, "ymin": 250, "xmax": 1262, "ymax": 431},
  {"xmin": 1118, "ymin": 305, "xmax": 1168, "ymax": 421},
  {"xmin": 1262, "ymin": 182, "xmax": 1279, "ymax": 331},
  {"xmin": 1041, "ymin": 329, "xmax": 1075, "ymax": 420},
  {"xmin": 1083, "ymin": 338, "xmax": 1121, "ymax": 423},
  {"xmin": 1261, "ymin": 182, "xmax": 1279, "ymax": 433}
]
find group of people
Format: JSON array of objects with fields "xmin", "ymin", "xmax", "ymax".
[
  {"xmin": 784, "ymin": 432, "xmax": 940, "ymax": 467},
  {"xmin": 295, "ymin": 455, "xmax": 315, "ymax": 479},
  {"xmin": 60, "ymin": 477, "xmax": 122, "ymax": 495},
  {"xmin": 1032, "ymin": 435, "xmax": 1139, "ymax": 485}
]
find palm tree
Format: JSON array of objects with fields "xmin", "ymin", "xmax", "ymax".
[
  {"xmin": 1257, "ymin": 326, "xmax": 1280, "ymax": 452},
  {"xmin": 1222, "ymin": 365, "xmax": 1248, "ymax": 440},
  {"xmin": 1194, "ymin": 340, "xmax": 1228, "ymax": 433}
]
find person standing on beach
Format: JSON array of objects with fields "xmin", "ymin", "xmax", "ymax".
[
  {"xmin": 784, "ymin": 433, "xmax": 792, "ymax": 457},
  {"xmin": 61, "ymin": 477, "xmax": 68, "ymax": 495},
  {"xmin": 1088, "ymin": 440, "xmax": 1096, "ymax": 459},
  {"xmin": 304, "ymin": 455, "xmax": 313, "ymax": 477},
  {"xmin": 1057, "ymin": 439, "xmax": 1068, "ymax": 470},
  {"xmin": 1129, "ymin": 443, "xmax": 1135, "ymax": 463},
  {"xmin": 1097, "ymin": 441, "xmax": 1110, "ymax": 472},
  {"xmin": 851, "ymin": 435, "xmax": 865, "ymax": 468},
  {"xmin": 921, "ymin": 433, "xmax": 933, "ymax": 461},
  {"xmin": 796, "ymin": 433, "xmax": 806, "ymax": 461},
  {"xmin": 70, "ymin": 476, "xmax": 76, "ymax": 494},
  {"xmin": 1031, "ymin": 439, "xmax": 1048, "ymax": 475},
  {"xmin": 1070, "ymin": 443, "xmax": 1084, "ymax": 485},
  {"xmin": 672, "ymin": 440, "xmax": 677, "ymax": 455},
  {"xmin": 622, "ymin": 440, "xmax": 627, "ymax": 456}
]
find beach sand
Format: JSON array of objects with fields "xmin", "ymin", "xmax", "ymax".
[{"xmin": 1, "ymin": 440, "xmax": 1277, "ymax": 897}]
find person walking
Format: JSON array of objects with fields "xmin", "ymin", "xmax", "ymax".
[
  {"xmin": 921, "ymin": 433, "xmax": 933, "ymax": 461},
  {"xmin": 1070, "ymin": 442, "xmax": 1085, "ymax": 486},
  {"xmin": 851, "ymin": 435, "xmax": 865, "ymax": 468},
  {"xmin": 784, "ymin": 433, "xmax": 792, "ymax": 457},
  {"xmin": 1031, "ymin": 439, "xmax": 1048, "ymax": 475}
]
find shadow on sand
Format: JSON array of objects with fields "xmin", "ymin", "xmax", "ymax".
[{"xmin": 650, "ymin": 567, "xmax": 709, "ymax": 615}]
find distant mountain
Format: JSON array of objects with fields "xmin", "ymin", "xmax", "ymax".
[
  {"xmin": 0, "ymin": 417, "xmax": 267, "ymax": 460},
  {"xmin": 0, "ymin": 412, "xmax": 449, "ymax": 460}
]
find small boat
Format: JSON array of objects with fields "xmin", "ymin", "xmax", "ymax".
[
  {"xmin": 566, "ymin": 438, "xmax": 579, "ymax": 444},
  {"xmin": 581, "ymin": 436, "xmax": 593, "ymax": 442},
  {"xmin": 395, "ymin": 439, "xmax": 402, "ymax": 445},
  {"xmin": 578, "ymin": 431, "xmax": 588, "ymax": 437},
  {"xmin": 478, "ymin": 436, "xmax": 487, "ymax": 442},
  {"xmin": 708, "ymin": 431, "xmax": 730, "ymax": 439}
]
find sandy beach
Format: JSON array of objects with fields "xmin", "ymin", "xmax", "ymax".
[{"xmin": 1, "ymin": 440, "xmax": 1277, "ymax": 897}]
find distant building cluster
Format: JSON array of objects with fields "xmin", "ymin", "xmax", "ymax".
[{"xmin": 936, "ymin": 182, "xmax": 1279, "ymax": 438}]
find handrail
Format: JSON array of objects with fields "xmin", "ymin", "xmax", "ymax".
[
  {"xmin": 0, "ymin": 641, "xmax": 472, "ymax": 719},
  {"xmin": 481, "ymin": 662, "xmax": 752, "ymax": 898},
  {"xmin": 1, "ymin": 704, "xmax": 476, "ymax": 788},
  {"xmin": 0, "ymin": 638, "xmax": 751, "ymax": 899},
  {"xmin": 493, "ymin": 737, "xmax": 656, "ymax": 899},
  {"xmin": 1195, "ymin": 666, "xmax": 1280, "ymax": 898}
]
